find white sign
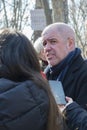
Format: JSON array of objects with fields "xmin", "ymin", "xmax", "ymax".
[{"xmin": 30, "ymin": 9, "xmax": 46, "ymax": 31}]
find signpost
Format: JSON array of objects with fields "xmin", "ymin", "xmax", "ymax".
[{"xmin": 30, "ymin": 9, "xmax": 46, "ymax": 31}]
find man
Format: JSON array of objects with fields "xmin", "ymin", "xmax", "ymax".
[{"xmin": 41, "ymin": 22, "xmax": 87, "ymax": 110}]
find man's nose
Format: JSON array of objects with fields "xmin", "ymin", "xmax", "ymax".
[{"xmin": 44, "ymin": 42, "xmax": 51, "ymax": 51}]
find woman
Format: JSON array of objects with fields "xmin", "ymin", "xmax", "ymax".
[{"xmin": 0, "ymin": 29, "xmax": 66, "ymax": 130}]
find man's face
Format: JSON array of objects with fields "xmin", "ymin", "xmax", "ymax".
[{"xmin": 42, "ymin": 29, "xmax": 70, "ymax": 66}]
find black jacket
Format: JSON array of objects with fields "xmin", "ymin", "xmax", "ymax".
[
  {"xmin": 65, "ymin": 102, "xmax": 87, "ymax": 130},
  {"xmin": 45, "ymin": 54, "xmax": 87, "ymax": 110},
  {"xmin": 0, "ymin": 78, "xmax": 49, "ymax": 130}
]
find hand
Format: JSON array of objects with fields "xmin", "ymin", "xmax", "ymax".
[
  {"xmin": 65, "ymin": 96, "xmax": 73, "ymax": 107},
  {"xmin": 58, "ymin": 96, "xmax": 73, "ymax": 112},
  {"xmin": 58, "ymin": 104, "xmax": 65, "ymax": 112}
]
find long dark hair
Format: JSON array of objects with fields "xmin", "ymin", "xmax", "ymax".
[{"xmin": 0, "ymin": 28, "xmax": 66, "ymax": 130}]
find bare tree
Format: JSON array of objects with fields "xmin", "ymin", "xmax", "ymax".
[
  {"xmin": 1, "ymin": 0, "xmax": 87, "ymax": 58},
  {"xmin": 32, "ymin": 0, "xmax": 52, "ymax": 42},
  {"xmin": 41, "ymin": 0, "xmax": 52, "ymax": 25},
  {"xmin": 68, "ymin": 0, "xmax": 87, "ymax": 58},
  {"xmin": 0, "ymin": 0, "xmax": 35, "ymax": 32},
  {"xmin": 31, "ymin": 0, "xmax": 43, "ymax": 42},
  {"xmin": 51, "ymin": 0, "xmax": 68, "ymax": 23},
  {"xmin": 1, "ymin": 0, "xmax": 8, "ymax": 27}
]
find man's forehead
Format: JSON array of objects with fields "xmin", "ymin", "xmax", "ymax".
[
  {"xmin": 42, "ymin": 31, "xmax": 60, "ymax": 41},
  {"xmin": 42, "ymin": 27, "xmax": 56, "ymax": 35},
  {"xmin": 42, "ymin": 29, "xmax": 57, "ymax": 37},
  {"xmin": 42, "ymin": 35, "xmax": 54, "ymax": 42}
]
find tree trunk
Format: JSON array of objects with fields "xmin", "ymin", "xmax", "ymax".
[
  {"xmin": 51, "ymin": 0, "xmax": 68, "ymax": 23},
  {"xmin": 32, "ymin": 0, "xmax": 42, "ymax": 42},
  {"xmin": 41, "ymin": 0, "xmax": 52, "ymax": 25}
]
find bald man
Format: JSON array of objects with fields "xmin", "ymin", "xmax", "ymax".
[{"xmin": 41, "ymin": 22, "xmax": 87, "ymax": 110}]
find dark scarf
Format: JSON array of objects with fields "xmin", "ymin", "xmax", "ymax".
[{"xmin": 45, "ymin": 48, "xmax": 81, "ymax": 81}]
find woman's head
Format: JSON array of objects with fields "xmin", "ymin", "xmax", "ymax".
[{"xmin": 0, "ymin": 28, "xmax": 40, "ymax": 81}]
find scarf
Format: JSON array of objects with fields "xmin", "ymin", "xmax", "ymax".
[{"xmin": 45, "ymin": 48, "xmax": 81, "ymax": 81}]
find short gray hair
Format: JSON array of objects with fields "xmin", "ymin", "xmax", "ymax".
[{"xmin": 34, "ymin": 37, "xmax": 43, "ymax": 54}]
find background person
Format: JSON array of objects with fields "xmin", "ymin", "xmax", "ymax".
[
  {"xmin": 60, "ymin": 97, "xmax": 87, "ymax": 130},
  {"xmin": 0, "ymin": 28, "xmax": 66, "ymax": 130},
  {"xmin": 34, "ymin": 37, "xmax": 48, "ymax": 70},
  {"xmin": 41, "ymin": 22, "xmax": 87, "ymax": 110}
]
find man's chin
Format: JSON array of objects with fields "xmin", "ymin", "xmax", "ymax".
[{"xmin": 48, "ymin": 61, "xmax": 56, "ymax": 67}]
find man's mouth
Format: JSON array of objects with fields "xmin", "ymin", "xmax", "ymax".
[{"xmin": 47, "ymin": 55, "xmax": 54, "ymax": 61}]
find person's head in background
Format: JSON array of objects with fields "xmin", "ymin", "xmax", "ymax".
[
  {"xmin": 34, "ymin": 37, "xmax": 48, "ymax": 70},
  {"xmin": 0, "ymin": 28, "xmax": 65, "ymax": 130},
  {"xmin": 41, "ymin": 22, "xmax": 75, "ymax": 67}
]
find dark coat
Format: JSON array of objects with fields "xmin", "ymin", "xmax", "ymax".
[
  {"xmin": 65, "ymin": 102, "xmax": 87, "ymax": 130},
  {"xmin": 45, "ymin": 54, "xmax": 87, "ymax": 110},
  {"xmin": 0, "ymin": 78, "xmax": 49, "ymax": 130}
]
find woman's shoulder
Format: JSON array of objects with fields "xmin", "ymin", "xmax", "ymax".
[{"xmin": 25, "ymin": 80, "xmax": 49, "ymax": 103}]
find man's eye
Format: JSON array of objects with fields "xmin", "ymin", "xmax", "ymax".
[
  {"xmin": 51, "ymin": 40, "xmax": 56, "ymax": 44},
  {"xmin": 43, "ymin": 42, "xmax": 47, "ymax": 46}
]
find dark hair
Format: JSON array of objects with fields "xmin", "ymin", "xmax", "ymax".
[
  {"xmin": 0, "ymin": 28, "xmax": 65, "ymax": 130},
  {"xmin": 0, "ymin": 29, "xmax": 41, "ymax": 81}
]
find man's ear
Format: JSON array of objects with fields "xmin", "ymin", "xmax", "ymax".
[{"xmin": 67, "ymin": 38, "xmax": 74, "ymax": 50}]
